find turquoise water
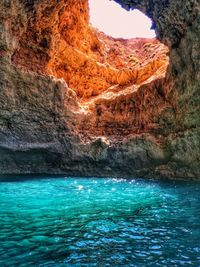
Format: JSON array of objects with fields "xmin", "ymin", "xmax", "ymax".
[{"xmin": 0, "ymin": 177, "xmax": 200, "ymax": 267}]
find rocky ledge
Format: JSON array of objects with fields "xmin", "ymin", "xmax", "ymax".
[{"xmin": 0, "ymin": 0, "xmax": 199, "ymax": 179}]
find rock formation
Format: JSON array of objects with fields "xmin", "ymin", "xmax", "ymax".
[{"xmin": 0, "ymin": 0, "xmax": 199, "ymax": 179}]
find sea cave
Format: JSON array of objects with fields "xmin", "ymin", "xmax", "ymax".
[{"xmin": 0, "ymin": 0, "xmax": 200, "ymax": 266}]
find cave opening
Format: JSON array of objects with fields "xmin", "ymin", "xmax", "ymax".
[
  {"xmin": 11, "ymin": 0, "xmax": 169, "ymax": 139},
  {"xmin": 89, "ymin": 0, "xmax": 156, "ymax": 39},
  {"xmin": 47, "ymin": 0, "xmax": 168, "ymax": 101},
  {"xmin": 46, "ymin": 0, "xmax": 169, "ymax": 138}
]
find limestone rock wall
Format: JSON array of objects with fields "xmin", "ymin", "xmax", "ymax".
[{"xmin": 0, "ymin": 0, "xmax": 199, "ymax": 179}]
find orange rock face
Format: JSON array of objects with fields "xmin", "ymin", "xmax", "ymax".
[
  {"xmin": 11, "ymin": 0, "xmax": 169, "ymax": 139},
  {"xmin": 48, "ymin": 29, "xmax": 168, "ymax": 100}
]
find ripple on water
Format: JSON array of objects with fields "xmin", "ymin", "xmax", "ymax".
[{"xmin": 0, "ymin": 177, "xmax": 200, "ymax": 266}]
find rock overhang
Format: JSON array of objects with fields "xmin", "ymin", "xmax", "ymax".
[{"xmin": 0, "ymin": 0, "xmax": 199, "ymax": 179}]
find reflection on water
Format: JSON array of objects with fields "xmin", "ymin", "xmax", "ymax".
[{"xmin": 0, "ymin": 177, "xmax": 200, "ymax": 266}]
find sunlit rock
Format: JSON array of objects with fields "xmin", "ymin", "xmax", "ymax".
[{"xmin": 0, "ymin": 0, "xmax": 199, "ymax": 179}]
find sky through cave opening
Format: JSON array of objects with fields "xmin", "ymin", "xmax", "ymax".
[{"xmin": 89, "ymin": 0, "xmax": 156, "ymax": 39}]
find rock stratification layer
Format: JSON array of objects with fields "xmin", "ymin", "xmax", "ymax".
[{"xmin": 0, "ymin": 0, "xmax": 199, "ymax": 179}]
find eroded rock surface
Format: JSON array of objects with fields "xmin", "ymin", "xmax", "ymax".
[{"xmin": 0, "ymin": 0, "xmax": 199, "ymax": 179}]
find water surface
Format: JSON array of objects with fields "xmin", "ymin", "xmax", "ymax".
[{"xmin": 0, "ymin": 177, "xmax": 200, "ymax": 266}]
